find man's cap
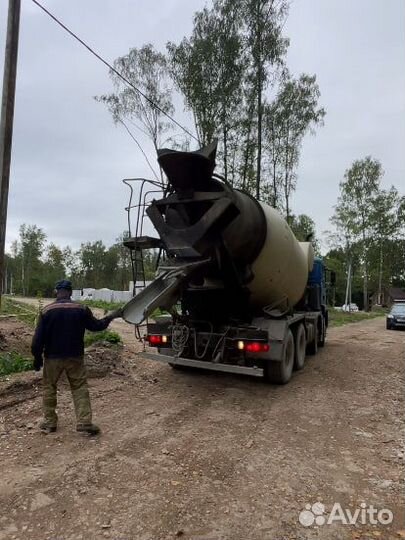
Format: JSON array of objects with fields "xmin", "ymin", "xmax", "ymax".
[{"xmin": 55, "ymin": 279, "xmax": 72, "ymax": 291}]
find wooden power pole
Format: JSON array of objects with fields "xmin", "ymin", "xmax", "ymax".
[{"xmin": 0, "ymin": 0, "xmax": 21, "ymax": 308}]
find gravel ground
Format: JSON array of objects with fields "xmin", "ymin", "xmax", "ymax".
[{"xmin": 0, "ymin": 314, "xmax": 404, "ymax": 540}]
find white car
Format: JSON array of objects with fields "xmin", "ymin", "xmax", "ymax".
[{"xmin": 341, "ymin": 303, "xmax": 359, "ymax": 312}]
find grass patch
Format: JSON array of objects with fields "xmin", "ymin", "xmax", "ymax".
[
  {"xmin": 84, "ymin": 330, "xmax": 122, "ymax": 347},
  {"xmin": 329, "ymin": 308, "xmax": 386, "ymax": 328},
  {"xmin": 1, "ymin": 296, "xmax": 38, "ymax": 327},
  {"xmin": 0, "ymin": 351, "xmax": 33, "ymax": 376},
  {"xmin": 150, "ymin": 307, "xmax": 170, "ymax": 319},
  {"xmin": 81, "ymin": 299, "xmax": 125, "ymax": 311}
]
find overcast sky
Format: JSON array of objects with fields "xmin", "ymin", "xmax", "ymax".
[{"xmin": 1, "ymin": 0, "xmax": 404, "ymax": 254}]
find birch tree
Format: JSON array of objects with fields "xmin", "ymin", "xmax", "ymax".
[
  {"xmin": 167, "ymin": 0, "xmax": 245, "ymax": 182},
  {"xmin": 243, "ymin": 0, "xmax": 289, "ymax": 199},
  {"xmin": 332, "ymin": 157, "xmax": 383, "ymax": 311},
  {"xmin": 96, "ymin": 44, "xmax": 174, "ymax": 180},
  {"xmin": 263, "ymin": 73, "xmax": 325, "ymax": 216}
]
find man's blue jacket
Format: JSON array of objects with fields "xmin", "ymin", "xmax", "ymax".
[{"xmin": 31, "ymin": 299, "xmax": 112, "ymax": 360}]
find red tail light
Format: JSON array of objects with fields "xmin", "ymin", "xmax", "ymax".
[
  {"xmin": 246, "ymin": 342, "xmax": 269, "ymax": 353},
  {"xmin": 146, "ymin": 335, "xmax": 169, "ymax": 346},
  {"xmin": 238, "ymin": 341, "xmax": 269, "ymax": 353}
]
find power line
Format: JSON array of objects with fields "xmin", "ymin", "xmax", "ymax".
[
  {"xmin": 31, "ymin": 0, "xmax": 198, "ymax": 142},
  {"xmin": 119, "ymin": 120, "xmax": 160, "ymax": 182}
]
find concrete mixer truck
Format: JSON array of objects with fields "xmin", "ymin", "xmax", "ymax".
[{"xmin": 122, "ymin": 141, "xmax": 332, "ymax": 384}]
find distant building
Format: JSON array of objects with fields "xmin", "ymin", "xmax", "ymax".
[
  {"xmin": 371, "ymin": 287, "xmax": 405, "ymax": 307},
  {"xmin": 71, "ymin": 282, "xmax": 152, "ymax": 304}
]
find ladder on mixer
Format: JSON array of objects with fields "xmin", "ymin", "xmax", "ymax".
[{"xmin": 122, "ymin": 178, "xmax": 165, "ymax": 296}]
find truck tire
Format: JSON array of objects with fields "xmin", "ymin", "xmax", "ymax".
[
  {"xmin": 265, "ymin": 329, "xmax": 295, "ymax": 384},
  {"xmin": 307, "ymin": 322, "xmax": 318, "ymax": 355},
  {"xmin": 318, "ymin": 317, "xmax": 326, "ymax": 347},
  {"xmin": 294, "ymin": 324, "xmax": 306, "ymax": 371}
]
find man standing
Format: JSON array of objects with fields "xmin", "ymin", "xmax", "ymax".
[{"xmin": 31, "ymin": 280, "xmax": 123, "ymax": 435}]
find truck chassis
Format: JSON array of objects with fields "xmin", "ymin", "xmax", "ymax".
[{"xmin": 143, "ymin": 310, "xmax": 326, "ymax": 384}]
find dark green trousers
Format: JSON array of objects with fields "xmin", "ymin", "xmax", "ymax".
[{"xmin": 43, "ymin": 357, "xmax": 92, "ymax": 427}]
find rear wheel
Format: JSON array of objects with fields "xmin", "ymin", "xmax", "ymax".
[
  {"xmin": 318, "ymin": 317, "xmax": 326, "ymax": 347},
  {"xmin": 294, "ymin": 324, "xmax": 306, "ymax": 371},
  {"xmin": 307, "ymin": 322, "xmax": 318, "ymax": 355},
  {"xmin": 265, "ymin": 329, "xmax": 295, "ymax": 384}
]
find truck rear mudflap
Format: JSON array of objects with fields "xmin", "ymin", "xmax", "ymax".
[{"xmin": 142, "ymin": 351, "xmax": 264, "ymax": 378}]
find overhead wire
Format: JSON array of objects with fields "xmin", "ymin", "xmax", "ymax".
[
  {"xmin": 119, "ymin": 120, "xmax": 160, "ymax": 182},
  {"xmin": 31, "ymin": 0, "xmax": 199, "ymax": 143}
]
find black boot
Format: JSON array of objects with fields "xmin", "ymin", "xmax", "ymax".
[
  {"xmin": 40, "ymin": 422, "xmax": 57, "ymax": 434},
  {"xmin": 76, "ymin": 423, "xmax": 100, "ymax": 436}
]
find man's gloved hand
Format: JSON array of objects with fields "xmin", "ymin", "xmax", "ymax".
[
  {"xmin": 106, "ymin": 307, "xmax": 124, "ymax": 320},
  {"xmin": 33, "ymin": 356, "xmax": 43, "ymax": 371}
]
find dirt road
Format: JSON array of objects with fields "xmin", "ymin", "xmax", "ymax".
[{"xmin": 0, "ymin": 316, "xmax": 404, "ymax": 540}]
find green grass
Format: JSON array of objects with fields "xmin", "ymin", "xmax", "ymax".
[
  {"xmin": 150, "ymin": 307, "xmax": 170, "ymax": 319},
  {"xmin": 84, "ymin": 330, "xmax": 122, "ymax": 347},
  {"xmin": 0, "ymin": 297, "xmax": 122, "ymax": 376},
  {"xmin": 0, "ymin": 351, "xmax": 33, "ymax": 376},
  {"xmin": 0, "ymin": 297, "xmax": 37, "ymax": 376},
  {"xmin": 328, "ymin": 308, "xmax": 386, "ymax": 327},
  {"xmin": 1, "ymin": 297, "xmax": 38, "ymax": 327},
  {"xmin": 80, "ymin": 299, "xmax": 125, "ymax": 311}
]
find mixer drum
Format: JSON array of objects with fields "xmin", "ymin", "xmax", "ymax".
[
  {"xmin": 247, "ymin": 203, "xmax": 314, "ymax": 310},
  {"xmin": 153, "ymin": 141, "xmax": 315, "ymax": 313}
]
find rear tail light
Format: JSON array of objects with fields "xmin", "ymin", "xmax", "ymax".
[
  {"xmin": 237, "ymin": 341, "xmax": 269, "ymax": 353},
  {"xmin": 146, "ymin": 335, "xmax": 169, "ymax": 346}
]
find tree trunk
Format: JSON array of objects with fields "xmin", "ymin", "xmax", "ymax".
[
  {"xmin": 21, "ymin": 251, "xmax": 25, "ymax": 296},
  {"xmin": 255, "ymin": 0, "xmax": 262, "ymax": 200},
  {"xmin": 344, "ymin": 260, "xmax": 351, "ymax": 308},
  {"xmin": 223, "ymin": 122, "xmax": 228, "ymax": 183},
  {"xmin": 272, "ymin": 160, "xmax": 277, "ymax": 208},
  {"xmin": 362, "ymin": 227, "xmax": 369, "ymax": 312},
  {"xmin": 363, "ymin": 264, "xmax": 368, "ymax": 312},
  {"xmin": 256, "ymin": 81, "xmax": 262, "ymax": 200},
  {"xmin": 283, "ymin": 120, "xmax": 291, "ymax": 222},
  {"xmin": 242, "ymin": 112, "xmax": 253, "ymax": 190},
  {"xmin": 270, "ymin": 122, "xmax": 278, "ymax": 208},
  {"xmin": 378, "ymin": 242, "xmax": 383, "ymax": 305}
]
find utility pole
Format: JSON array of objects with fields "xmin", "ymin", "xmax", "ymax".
[
  {"xmin": 344, "ymin": 260, "xmax": 351, "ymax": 309},
  {"xmin": 0, "ymin": 0, "xmax": 21, "ymax": 308}
]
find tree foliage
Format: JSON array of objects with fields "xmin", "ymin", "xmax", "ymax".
[
  {"xmin": 289, "ymin": 213, "xmax": 320, "ymax": 254},
  {"xmin": 167, "ymin": 0, "xmax": 246, "ymax": 182},
  {"xmin": 96, "ymin": 44, "xmax": 174, "ymax": 180},
  {"xmin": 329, "ymin": 157, "xmax": 404, "ymax": 309},
  {"xmin": 3, "ymin": 227, "xmax": 151, "ymax": 297},
  {"xmin": 96, "ymin": 0, "xmax": 325, "ymax": 222},
  {"xmin": 242, "ymin": 0, "xmax": 289, "ymax": 198},
  {"xmin": 9, "ymin": 225, "xmax": 47, "ymax": 296},
  {"xmin": 263, "ymin": 73, "xmax": 325, "ymax": 216}
]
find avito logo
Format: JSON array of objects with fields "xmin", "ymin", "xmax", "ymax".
[{"xmin": 299, "ymin": 501, "xmax": 393, "ymax": 527}]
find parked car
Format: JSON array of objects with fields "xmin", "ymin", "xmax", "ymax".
[
  {"xmin": 341, "ymin": 303, "xmax": 359, "ymax": 312},
  {"xmin": 386, "ymin": 303, "xmax": 405, "ymax": 330}
]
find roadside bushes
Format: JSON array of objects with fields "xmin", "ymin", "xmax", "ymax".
[{"xmin": 0, "ymin": 352, "xmax": 33, "ymax": 376}]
